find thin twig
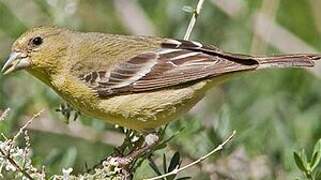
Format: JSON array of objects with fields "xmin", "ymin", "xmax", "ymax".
[
  {"xmin": 0, "ymin": 110, "xmax": 43, "ymax": 180},
  {"xmin": 13, "ymin": 110, "xmax": 44, "ymax": 142},
  {"xmin": 184, "ymin": 0, "xmax": 206, "ymax": 40},
  {"xmin": 0, "ymin": 148, "xmax": 34, "ymax": 180},
  {"xmin": 0, "ymin": 108, "xmax": 10, "ymax": 122},
  {"xmin": 144, "ymin": 130, "xmax": 236, "ymax": 180}
]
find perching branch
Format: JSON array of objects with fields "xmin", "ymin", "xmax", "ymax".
[
  {"xmin": 144, "ymin": 130, "xmax": 236, "ymax": 180},
  {"xmin": 184, "ymin": 0, "xmax": 206, "ymax": 40}
]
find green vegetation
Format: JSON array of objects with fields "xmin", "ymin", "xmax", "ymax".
[{"xmin": 1, "ymin": 0, "xmax": 321, "ymax": 179}]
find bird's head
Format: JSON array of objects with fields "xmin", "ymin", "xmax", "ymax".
[{"xmin": 1, "ymin": 26, "xmax": 69, "ymax": 77}]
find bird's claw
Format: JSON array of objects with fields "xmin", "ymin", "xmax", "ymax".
[{"xmin": 56, "ymin": 103, "xmax": 81, "ymax": 123}]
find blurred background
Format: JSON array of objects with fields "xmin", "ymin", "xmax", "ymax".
[{"xmin": 1, "ymin": 0, "xmax": 321, "ymax": 179}]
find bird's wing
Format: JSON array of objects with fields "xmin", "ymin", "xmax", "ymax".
[{"xmin": 79, "ymin": 39, "xmax": 261, "ymax": 97}]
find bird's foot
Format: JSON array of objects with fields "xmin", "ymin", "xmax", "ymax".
[{"xmin": 55, "ymin": 102, "xmax": 81, "ymax": 123}]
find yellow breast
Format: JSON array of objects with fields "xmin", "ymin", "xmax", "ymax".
[
  {"xmin": 48, "ymin": 72, "xmax": 227, "ymax": 131},
  {"xmin": 95, "ymin": 81, "xmax": 211, "ymax": 131}
]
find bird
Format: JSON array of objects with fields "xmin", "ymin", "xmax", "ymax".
[{"xmin": 1, "ymin": 26, "xmax": 320, "ymax": 131}]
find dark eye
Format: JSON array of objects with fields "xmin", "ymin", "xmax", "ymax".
[{"xmin": 31, "ymin": 36, "xmax": 43, "ymax": 46}]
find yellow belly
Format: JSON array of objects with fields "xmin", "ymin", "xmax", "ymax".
[
  {"xmin": 50, "ymin": 73, "xmax": 228, "ymax": 131},
  {"xmin": 96, "ymin": 81, "xmax": 209, "ymax": 131}
]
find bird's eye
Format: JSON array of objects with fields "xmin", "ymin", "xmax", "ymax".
[{"xmin": 31, "ymin": 36, "xmax": 43, "ymax": 46}]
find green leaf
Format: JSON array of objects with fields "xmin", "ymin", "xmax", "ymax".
[
  {"xmin": 311, "ymin": 151, "xmax": 321, "ymax": 171},
  {"xmin": 312, "ymin": 139, "xmax": 321, "ymax": 157},
  {"xmin": 167, "ymin": 152, "xmax": 181, "ymax": 180},
  {"xmin": 294, "ymin": 151, "xmax": 307, "ymax": 172},
  {"xmin": 168, "ymin": 152, "xmax": 181, "ymax": 172},
  {"xmin": 314, "ymin": 169, "xmax": 321, "ymax": 180},
  {"xmin": 311, "ymin": 139, "xmax": 321, "ymax": 171},
  {"xmin": 163, "ymin": 154, "xmax": 167, "ymax": 173},
  {"xmin": 154, "ymin": 128, "xmax": 184, "ymax": 151},
  {"xmin": 60, "ymin": 147, "xmax": 77, "ymax": 168},
  {"xmin": 148, "ymin": 157, "xmax": 162, "ymax": 176},
  {"xmin": 176, "ymin": 177, "xmax": 192, "ymax": 180},
  {"xmin": 44, "ymin": 149, "xmax": 63, "ymax": 166},
  {"xmin": 300, "ymin": 149, "xmax": 308, "ymax": 167}
]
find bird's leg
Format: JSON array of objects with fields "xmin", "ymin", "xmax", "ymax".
[
  {"xmin": 111, "ymin": 127, "xmax": 142, "ymax": 156},
  {"xmin": 126, "ymin": 133, "xmax": 160, "ymax": 161},
  {"xmin": 55, "ymin": 102, "xmax": 81, "ymax": 123}
]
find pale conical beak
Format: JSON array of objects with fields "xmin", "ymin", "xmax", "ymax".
[{"xmin": 1, "ymin": 52, "xmax": 31, "ymax": 75}]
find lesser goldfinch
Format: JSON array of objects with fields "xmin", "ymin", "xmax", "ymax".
[{"xmin": 2, "ymin": 27, "xmax": 320, "ymax": 131}]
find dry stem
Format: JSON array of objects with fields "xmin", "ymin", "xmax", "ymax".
[
  {"xmin": 184, "ymin": 0, "xmax": 206, "ymax": 40},
  {"xmin": 0, "ymin": 108, "xmax": 10, "ymax": 122}
]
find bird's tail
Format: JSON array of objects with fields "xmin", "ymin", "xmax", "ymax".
[{"xmin": 255, "ymin": 54, "xmax": 321, "ymax": 69}]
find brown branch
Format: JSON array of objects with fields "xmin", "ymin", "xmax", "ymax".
[{"xmin": 0, "ymin": 148, "xmax": 33, "ymax": 180}]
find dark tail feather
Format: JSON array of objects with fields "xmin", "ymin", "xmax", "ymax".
[{"xmin": 256, "ymin": 54, "xmax": 321, "ymax": 69}]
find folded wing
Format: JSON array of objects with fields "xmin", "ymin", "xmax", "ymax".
[{"xmin": 79, "ymin": 39, "xmax": 319, "ymax": 97}]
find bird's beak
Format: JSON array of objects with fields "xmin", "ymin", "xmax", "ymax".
[{"xmin": 1, "ymin": 52, "xmax": 31, "ymax": 75}]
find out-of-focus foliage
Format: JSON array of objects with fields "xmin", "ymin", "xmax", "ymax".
[
  {"xmin": 0, "ymin": 0, "xmax": 321, "ymax": 179},
  {"xmin": 293, "ymin": 138, "xmax": 321, "ymax": 179}
]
